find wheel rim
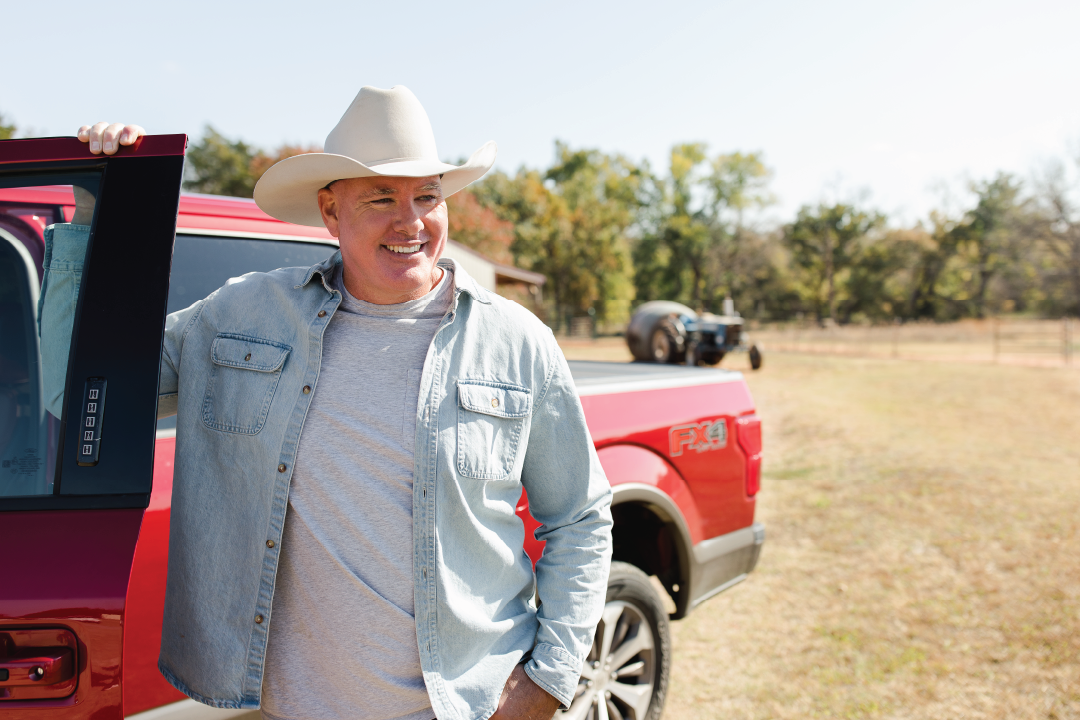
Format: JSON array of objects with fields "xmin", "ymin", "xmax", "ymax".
[
  {"xmin": 650, "ymin": 330, "xmax": 670, "ymax": 362},
  {"xmin": 559, "ymin": 600, "xmax": 657, "ymax": 720}
]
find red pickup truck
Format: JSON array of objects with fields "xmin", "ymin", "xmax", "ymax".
[{"xmin": 0, "ymin": 137, "xmax": 764, "ymax": 720}]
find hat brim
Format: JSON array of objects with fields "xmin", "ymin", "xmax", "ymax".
[{"xmin": 253, "ymin": 140, "xmax": 497, "ymax": 227}]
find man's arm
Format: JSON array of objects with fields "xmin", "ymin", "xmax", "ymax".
[{"xmin": 516, "ymin": 341, "xmax": 614, "ymax": 711}]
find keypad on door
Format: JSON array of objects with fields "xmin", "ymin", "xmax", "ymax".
[{"xmin": 77, "ymin": 378, "xmax": 107, "ymax": 467}]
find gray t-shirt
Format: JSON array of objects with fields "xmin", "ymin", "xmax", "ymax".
[{"xmin": 261, "ymin": 267, "xmax": 453, "ymax": 720}]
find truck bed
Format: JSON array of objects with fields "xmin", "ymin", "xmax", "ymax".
[{"xmin": 568, "ymin": 360, "xmax": 746, "ymax": 396}]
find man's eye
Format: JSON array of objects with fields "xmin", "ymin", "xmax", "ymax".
[
  {"xmin": 418, "ymin": 195, "xmax": 439, "ymax": 203},
  {"xmin": 372, "ymin": 198, "xmax": 394, "ymax": 205}
]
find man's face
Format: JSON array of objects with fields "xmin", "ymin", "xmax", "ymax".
[{"xmin": 317, "ymin": 174, "xmax": 447, "ymax": 304}]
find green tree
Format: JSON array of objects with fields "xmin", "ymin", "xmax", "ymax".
[
  {"xmin": 946, "ymin": 173, "xmax": 1030, "ymax": 318},
  {"xmin": 184, "ymin": 126, "xmax": 260, "ymax": 197},
  {"xmin": 184, "ymin": 127, "xmax": 321, "ymax": 198},
  {"xmin": 783, "ymin": 203, "xmax": 885, "ymax": 323},
  {"xmin": 0, "ymin": 113, "xmax": 16, "ymax": 140},
  {"xmin": 472, "ymin": 143, "xmax": 648, "ymax": 329},
  {"xmin": 633, "ymin": 144, "xmax": 711, "ymax": 308},
  {"xmin": 701, "ymin": 152, "xmax": 774, "ymax": 311}
]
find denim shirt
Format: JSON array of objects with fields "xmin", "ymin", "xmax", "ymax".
[{"xmin": 40, "ymin": 224, "xmax": 613, "ymax": 719}]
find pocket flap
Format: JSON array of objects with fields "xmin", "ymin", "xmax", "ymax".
[
  {"xmin": 211, "ymin": 335, "xmax": 290, "ymax": 373},
  {"xmin": 457, "ymin": 381, "xmax": 531, "ymax": 418}
]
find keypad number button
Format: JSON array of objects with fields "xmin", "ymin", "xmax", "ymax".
[{"xmin": 77, "ymin": 378, "xmax": 107, "ymax": 467}]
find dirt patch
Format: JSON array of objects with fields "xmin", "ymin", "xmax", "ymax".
[{"xmin": 561, "ymin": 342, "xmax": 1080, "ymax": 719}]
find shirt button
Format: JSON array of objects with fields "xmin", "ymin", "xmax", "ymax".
[
  {"xmin": 422, "ymin": 569, "xmax": 426, "ymax": 579},
  {"xmin": 318, "ymin": 310, "xmax": 327, "ymax": 318},
  {"xmin": 491, "ymin": 398, "xmax": 499, "ymax": 408},
  {"xmin": 302, "ymin": 385, "xmax": 311, "ymax": 394},
  {"xmin": 244, "ymin": 353, "xmax": 252, "ymax": 361},
  {"xmin": 266, "ymin": 540, "xmax": 275, "ymax": 548},
  {"xmin": 254, "ymin": 615, "xmax": 264, "ymax": 624},
  {"xmin": 278, "ymin": 463, "xmax": 287, "ymax": 473}
]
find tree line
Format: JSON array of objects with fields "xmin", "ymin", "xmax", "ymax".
[{"xmin": 11, "ymin": 112, "xmax": 1075, "ymax": 331}]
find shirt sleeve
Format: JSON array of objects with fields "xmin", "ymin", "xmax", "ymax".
[
  {"xmin": 38, "ymin": 223, "xmax": 199, "ymax": 420},
  {"xmin": 519, "ymin": 339, "xmax": 613, "ymax": 708}
]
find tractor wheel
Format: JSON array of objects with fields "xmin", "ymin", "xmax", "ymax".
[
  {"xmin": 649, "ymin": 318, "xmax": 683, "ymax": 364},
  {"xmin": 749, "ymin": 344, "xmax": 763, "ymax": 370}
]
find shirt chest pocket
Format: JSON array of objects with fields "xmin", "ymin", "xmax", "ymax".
[
  {"xmin": 203, "ymin": 335, "xmax": 291, "ymax": 435},
  {"xmin": 456, "ymin": 381, "xmax": 531, "ymax": 481}
]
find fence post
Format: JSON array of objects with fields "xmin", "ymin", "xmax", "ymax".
[{"xmin": 1066, "ymin": 317, "xmax": 1073, "ymax": 367}]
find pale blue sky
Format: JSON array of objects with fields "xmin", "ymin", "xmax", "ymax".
[{"xmin": 6, "ymin": 0, "xmax": 1079, "ymax": 225}]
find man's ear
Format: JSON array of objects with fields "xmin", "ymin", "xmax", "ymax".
[{"xmin": 317, "ymin": 187, "xmax": 341, "ymax": 238}]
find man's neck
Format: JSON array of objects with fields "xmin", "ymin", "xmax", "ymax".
[{"xmin": 340, "ymin": 265, "xmax": 445, "ymax": 305}]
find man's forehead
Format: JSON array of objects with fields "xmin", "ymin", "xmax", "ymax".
[{"xmin": 350, "ymin": 175, "xmax": 442, "ymax": 197}]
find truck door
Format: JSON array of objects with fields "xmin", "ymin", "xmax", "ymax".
[{"xmin": 0, "ymin": 136, "xmax": 186, "ymax": 719}]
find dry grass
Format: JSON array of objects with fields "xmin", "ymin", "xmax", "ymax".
[{"xmin": 560, "ymin": 341, "xmax": 1080, "ymax": 719}]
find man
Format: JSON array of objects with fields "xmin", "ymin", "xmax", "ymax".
[{"xmin": 46, "ymin": 86, "xmax": 613, "ymax": 720}]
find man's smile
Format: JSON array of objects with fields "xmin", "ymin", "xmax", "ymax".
[{"xmin": 383, "ymin": 242, "xmax": 425, "ymax": 255}]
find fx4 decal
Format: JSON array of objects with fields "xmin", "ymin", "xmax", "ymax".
[{"xmin": 669, "ymin": 418, "xmax": 728, "ymax": 457}]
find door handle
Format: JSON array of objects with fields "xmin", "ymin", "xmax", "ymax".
[{"xmin": 0, "ymin": 628, "xmax": 77, "ymax": 701}]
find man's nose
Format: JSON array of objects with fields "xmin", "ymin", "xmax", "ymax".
[{"xmin": 393, "ymin": 204, "xmax": 424, "ymax": 237}]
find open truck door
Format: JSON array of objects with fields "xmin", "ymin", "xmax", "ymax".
[{"xmin": 0, "ymin": 136, "xmax": 185, "ymax": 719}]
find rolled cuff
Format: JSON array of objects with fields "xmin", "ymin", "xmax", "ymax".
[
  {"xmin": 523, "ymin": 642, "xmax": 581, "ymax": 709},
  {"xmin": 46, "ymin": 223, "xmax": 91, "ymax": 266}
]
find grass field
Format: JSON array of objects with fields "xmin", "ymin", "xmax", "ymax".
[{"xmin": 560, "ymin": 340, "xmax": 1080, "ymax": 719}]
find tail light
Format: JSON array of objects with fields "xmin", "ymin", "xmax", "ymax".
[{"xmin": 736, "ymin": 415, "xmax": 762, "ymax": 497}]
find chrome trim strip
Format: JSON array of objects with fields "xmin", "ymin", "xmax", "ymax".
[
  {"xmin": 692, "ymin": 525, "xmax": 758, "ymax": 565},
  {"xmin": 575, "ymin": 371, "xmax": 745, "ymax": 397},
  {"xmin": 156, "ymin": 428, "xmax": 177, "ymax": 440},
  {"xmin": 176, "ymin": 227, "xmax": 339, "ymax": 246},
  {"xmin": 691, "ymin": 573, "xmax": 747, "ymax": 608}
]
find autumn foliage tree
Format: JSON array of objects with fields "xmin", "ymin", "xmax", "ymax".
[{"xmin": 184, "ymin": 126, "xmax": 321, "ymax": 198}]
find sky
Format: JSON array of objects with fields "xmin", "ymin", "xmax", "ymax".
[{"xmin": 6, "ymin": 0, "xmax": 1080, "ymax": 226}]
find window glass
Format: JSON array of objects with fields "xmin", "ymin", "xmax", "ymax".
[
  {"xmin": 0, "ymin": 175, "xmax": 100, "ymax": 497},
  {"xmin": 167, "ymin": 234, "xmax": 335, "ymax": 314}
]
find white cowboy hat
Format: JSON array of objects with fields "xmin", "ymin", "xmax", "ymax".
[{"xmin": 253, "ymin": 85, "xmax": 497, "ymax": 227}]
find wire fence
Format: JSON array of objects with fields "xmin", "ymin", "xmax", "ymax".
[{"xmin": 750, "ymin": 318, "xmax": 1078, "ymax": 367}]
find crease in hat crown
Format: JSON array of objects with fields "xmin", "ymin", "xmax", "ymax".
[{"xmin": 254, "ymin": 85, "xmax": 497, "ymax": 227}]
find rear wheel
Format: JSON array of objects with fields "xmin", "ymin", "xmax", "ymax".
[
  {"xmin": 649, "ymin": 318, "xmax": 683, "ymax": 364},
  {"xmin": 560, "ymin": 562, "xmax": 671, "ymax": 720}
]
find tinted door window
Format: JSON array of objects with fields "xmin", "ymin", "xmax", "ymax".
[
  {"xmin": 0, "ymin": 176, "xmax": 100, "ymax": 497},
  {"xmin": 167, "ymin": 234, "xmax": 335, "ymax": 314}
]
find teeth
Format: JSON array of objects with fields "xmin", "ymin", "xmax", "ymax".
[{"xmin": 386, "ymin": 244, "xmax": 422, "ymax": 254}]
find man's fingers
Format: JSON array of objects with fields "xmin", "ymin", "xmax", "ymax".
[
  {"xmin": 119, "ymin": 125, "xmax": 145, "ymax": 146},
  {"xmin": 87, "ymin": 122, "xmax": 110, "ymax": 154},
  {"xmin": 102, "ymin": 123, "xmax": 126, "ymax": 155},
  {"xmin": 79, "ymin": 123, "xmax": 145, "ymax": 153}
]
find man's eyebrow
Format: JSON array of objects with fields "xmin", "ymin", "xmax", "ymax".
[
  {"xmin": 359, "ymin": 186, "xmax": 399, "ymax": 197},
  {"xmin": 358, "ymin": 182, "xmax": 442, "ymax": 198}
]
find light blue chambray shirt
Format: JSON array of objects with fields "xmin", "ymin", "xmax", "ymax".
[{"xmin": 39, "ymin": 224, "xmax": 613, "ymax": 720}]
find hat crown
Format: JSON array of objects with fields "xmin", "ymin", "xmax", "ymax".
[{"xmin": 324, "ymin": 85, "xmax": 439, "ymax": 166}]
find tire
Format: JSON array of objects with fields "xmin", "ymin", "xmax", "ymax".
[
  {"xmin": 749, "ymin": 344, "xmax": 763, "ymax": 370},
  {"xmin": 649, "ymin": 319, "xmax": 683, "ymax": 364},
  {"xmin": 559, "ymin": 562, "xmax": 671, "ymax": 720}
]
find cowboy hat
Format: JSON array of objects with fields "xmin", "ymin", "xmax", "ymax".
[{"xmin": 253, "ymin": 85, "xmax": 497, "ymax": 227}]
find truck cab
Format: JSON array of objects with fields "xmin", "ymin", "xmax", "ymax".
[{"xmin": 0, "ymin": 137, "xmax": 763, "ymax": 720}]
